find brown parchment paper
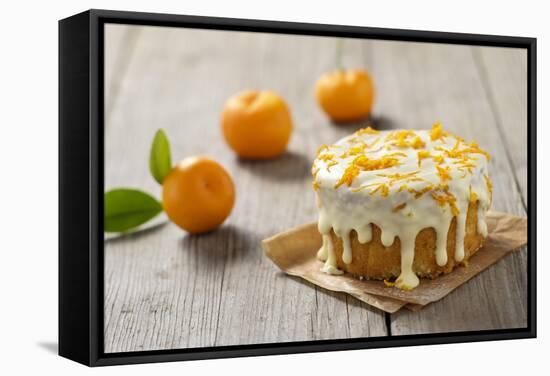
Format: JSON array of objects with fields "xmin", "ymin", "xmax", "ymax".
[{"xmin": 262, "ymin": 211, "xmax": 527, "ymax": 314}]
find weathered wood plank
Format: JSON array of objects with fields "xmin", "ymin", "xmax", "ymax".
[
  {"xmin": 103, "ymin": 26, "xmax": 528, "ymax": 350},
  {"xmin": 473, "ymin": 47, "xmax": 528, "ymax": 203},
  {"xmin": 104, "ymin": 26, "xmax": 387, "ymax": 353},
  {"xmin": 366, "ymin": 41, "xmax": 527, "ymax": 334},
  {"xmin": 104, "ymin": 24, "xmax": 141, "ymax": 124}
]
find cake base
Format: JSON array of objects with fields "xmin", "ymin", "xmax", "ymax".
[{"xmin": 330, "ymin": 201, "xmax": 485, "ymax": 280}]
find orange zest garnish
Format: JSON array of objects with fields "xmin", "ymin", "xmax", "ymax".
[
  {"xmin": 317, "ymin": 153, "xmax": 334, "ymax": 162},
  {"xmin": 311, "ymin": 167, "xmax": 320, "ymax": 178},
  {"xmin": 430, "ymin": 121, "xmax": 448, "ymax": 141},
  {"xmin": 377, "ymin": 171, "xmax": 423, "ymax": 187},
  {"xmin": 430, "ymin": 185, "xmax": 459, "ymax": 216},
  {"xmin": 417, "ymin": 150, "xmax": 431, "ymax": 166},
  {"xmin": 340, "ymin": 138, "xmax": 382, "ymax": 158},
  {"xmin": 457, "ymin": 163, "xmax": 476, "ymax": 174},
  {"xmin": 398, "ymin": 184, "xmax": 409, "ymax": 192},
  {"xmin": 411, "ymin": 136, "xmax": 426, "ymax": 149},
  {"xmin": 377, "ymin": 171, "xmax": 419, "ymax": 179},
  {"xmin": 326, "ymin": 160, "xmax": 338, "ymax": 171},
  {"xmin": 370, "ymin": 183, "xmax": 390, "ymax": 197},
  {"xmin": 385, "ymin": 130, "xmax": 426, "ymax": 149},
  {"xmin": 469, "ymin": 186, "xmax": 478, "ymax": 203},
  {"xmin": 355, "ymin": 155, "xmax": 400, "ymax": 170},
  {"xmin": 436, "ymin": 165, "xmax": 452, "ymax": 183},
  {"xmin": 316, "ymin": 144, "xmax": 329, "ymax": 156},
  {"xmin": 339, "ymin": 142, "xmax": 368, "ymax": 158},
  {"xmin": 334, "ymin": 155, "xmax": 399, "ymax": 188},
  {"xmin": 484, "ymin": 174, "xmax": 493, "ymax": 204},
  {"xmin": 355, "ymin": 126, "xmax": 379, "ymax": 136},
  {"xmin": 387, "ymin": 151, "xmax": 407, "ymax": 158},
  {"xmin": 335, "ymin": 164, "xmax": 360, "ymax": 188},
  {"xmin": 432, "ymin": 155, "xmax": 444, "ymax": 164},
  {"xmin": 408, "ymin": 185, "xmax": 433, "ymax": 198},
  {"xmin": 393, "ymin": 202, "xmax": 407, "ymax": 212},
  {"xmin": 435, "ymin": 139, "xmax": 490, "ymax": 163},
  {"xmin": 319, "ymin": 123, "xmax": 490, "ymax": 221},
  {"xmin": 461, "ymin": 141, "xmax": 491, "ymax": 161}
]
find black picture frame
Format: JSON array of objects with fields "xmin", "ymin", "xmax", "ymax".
[{"xmin": 59, "ymin": 9, "xmax": 537, "ymax": 367}]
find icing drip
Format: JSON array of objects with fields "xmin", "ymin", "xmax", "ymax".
[
  {"xmin": 357, "ymin": 224, "xmax": 372, "ymax": 244},
  {"xmin": 381, "ymin": 230, "xmax": 396, "ymax": 247},
  {"xmin": 477, "ymin": 206, "xmax": 488, "ymax": 237},
  {"xmin": 317, "ymin": 234, "xmax": 328, "ymax": 261},
  {"xmin": 341, "ymin": 230, "xmax": 353, "ymax": 264},
  {"xmin": 454, "ymin": 199, "xmax": 469, "ymax": 262},
  {"xmin": 319, "ymin": 234, "xmax": 342, "ymax": 275},
  {"xmin": 396, "ymin": 233, "xmax": 419, "ymax": 290},
  {"xmin": 435, "ymin": 216, "xmax": 451, "ymax": 266},
  {"xmin": 312, "ymin": 125, "xmax": 491, "ymax": 290}
]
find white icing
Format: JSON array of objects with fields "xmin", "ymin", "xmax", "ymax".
[
  {"xmin": 396, "ymin": 232, "xmax": 419, "ymax": 289},
  {"xmin": 357, "ymin": 224, "xmax": 372, "ymax": 244},
  {"xmin": 435, "ymin": 215, "xmax": 451, "ymax": 266},
  {"xmin": 477, "ymin": 206, "xmax": 488, "ymax": 237},
  {"xmin": 319, "ymin": 234, "xmax": 342, "ymax": 275},
  {"xmin": 317, "ymin": 234, "xmax": 328, "ymax": 261},
  {"xmin": 312, "ymin": 126, "xmax": 491, "ymax": 290}
]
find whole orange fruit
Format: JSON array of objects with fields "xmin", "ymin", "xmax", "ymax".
[
  {"xmin": 315, "ymin": 69, "xmax": 375, "ymax": 122},
  {"xmin": 162, "ymin": 157, "xmax": 235, "ymax": 234},
  {"xmin": 221, "ymin": 90, "xmax": 293, "ymax": 159}
]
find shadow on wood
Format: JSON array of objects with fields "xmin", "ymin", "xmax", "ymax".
[
  {"xmin": 327, "ymin": 114, "xmax": 397, "ymax": 135},
  {"xmin": 236, "ymin": 150, "xmax": 311, "ymax": 182},
  {"xmin": 179, "ymin": 224, "xmax": 258, "ymax": 266},
  {"xmin": 370, "ymin": 115, "xmax": 399, "ymax": 131},
  {"xmin": 104, "ymin": 221, "xmax": 168, "ymax": 244}
]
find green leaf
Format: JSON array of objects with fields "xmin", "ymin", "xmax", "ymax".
[
  {"xmin": 104, "ymin": 188, "xmax": 163, "ymax": 233},
  {"xmin": 149, "ymin": 129, "xmax": 172, "ymax": 184}
]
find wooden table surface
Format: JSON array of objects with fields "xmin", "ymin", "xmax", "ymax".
[{"xmin": 103, "ymin": 24, "xmax": 528, "ymax": 353}]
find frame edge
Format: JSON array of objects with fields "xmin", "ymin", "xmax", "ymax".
[
  {"xmin": 57, "ymin": 8, "xmax": 537, "ymax": 367},
  {"xmin": 59, "ymin": 10, "xmax": 93, "ymax": 366}
]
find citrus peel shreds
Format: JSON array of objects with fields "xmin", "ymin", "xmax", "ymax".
[
  {"xmin": 469, "ymin": 186, "xmax": 478, "ymax": 203},
  {"xmin": 462, "ymin": 141, "xmax": 491, "ymax": 161},
  {"xmin": 430, "ymin": 121, "xmax": 448, "ymax": 141},
  {"xmin": 316, "ymin": 144, "xmax": 329, "ymax": 155},
  {"xmin": 312, "ymin": 180, "xmax": 320, "ymax": 191},
  {"xmin": 392, "ymin": 202, "xmax": 407, "ymax": 212},
  {"xmin": 436, "ymin": 165, "xmax": 452, "ymax": 183},
  {"xmin": 319, "ymin": 123, "xmax": 489, "ymax": 219},
  {"xmin": 326, "ymin": 161, "xmax": 338, "ymax": 172},
  {"xmin": 417, "ymin": 150, "xmax": 431, "ymax": 166},
  {"xmin": 386, "ymin": 130, "xmax": 426, "ymax": 149},
  {"xmin": 317, "ymin": 153, "xmax": 334, "ymax": 162},
  {"xmin": 430, "ymin": 185, "xmax": 459, "ymax": 216},
  {"xmin": 354, "ymin": 126, "xmax": 379, "ymax": 136},
  {"xmin": 370, "ymin": 183, "xmax": 390, "ymax": 197},
  {"xmin": 334, "ymin": 155, "xmax": 400, "ymax": 188}
]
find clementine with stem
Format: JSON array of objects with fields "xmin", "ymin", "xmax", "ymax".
[{"xmin": 162, "ymin": 156, "xmax": 235, "ymax": 234}]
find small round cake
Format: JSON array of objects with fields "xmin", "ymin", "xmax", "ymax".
[{"xmin": 312, "ymin": 123, "xmax": 492, "ymax": 290}]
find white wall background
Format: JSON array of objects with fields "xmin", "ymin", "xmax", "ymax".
[{"xmin": 0, "ymin": 0, "xmax": 546, "ymax": 374}]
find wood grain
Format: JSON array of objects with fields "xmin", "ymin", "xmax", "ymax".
[
  {"xmin": 474, "ymin": 47, "xmax": 528, "ymax": 203},
  {"xmin": 103, "ymin": 24, "xmax": 528, "ymax": 351},
  {"xmin": 367, "ymin": 41, "xmax": 528, "ymax": 334}
]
